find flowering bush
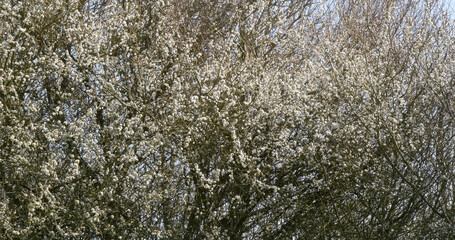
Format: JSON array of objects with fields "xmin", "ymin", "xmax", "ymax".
[{"xmin": 1, "ymin": 0, "xmax": 454, "ymax": 239}]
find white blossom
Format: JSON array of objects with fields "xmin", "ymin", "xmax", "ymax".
[{"xmin": 1, "ymin": 0, "xmax": 455, "ymax": 239}]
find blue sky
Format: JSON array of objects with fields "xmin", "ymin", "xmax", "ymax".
[{"xmin": 446, "ymin": 0, "xmax": 455, "ymax": 14}]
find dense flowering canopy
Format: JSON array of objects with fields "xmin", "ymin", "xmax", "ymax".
[{"xmin": 1, "ymin": 0, "xmax": 455, "ymax": 239}]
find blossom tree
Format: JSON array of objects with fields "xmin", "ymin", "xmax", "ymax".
[{"xmin": 1, "ymin": 0, "xmax": 455, "ymax": 239}]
